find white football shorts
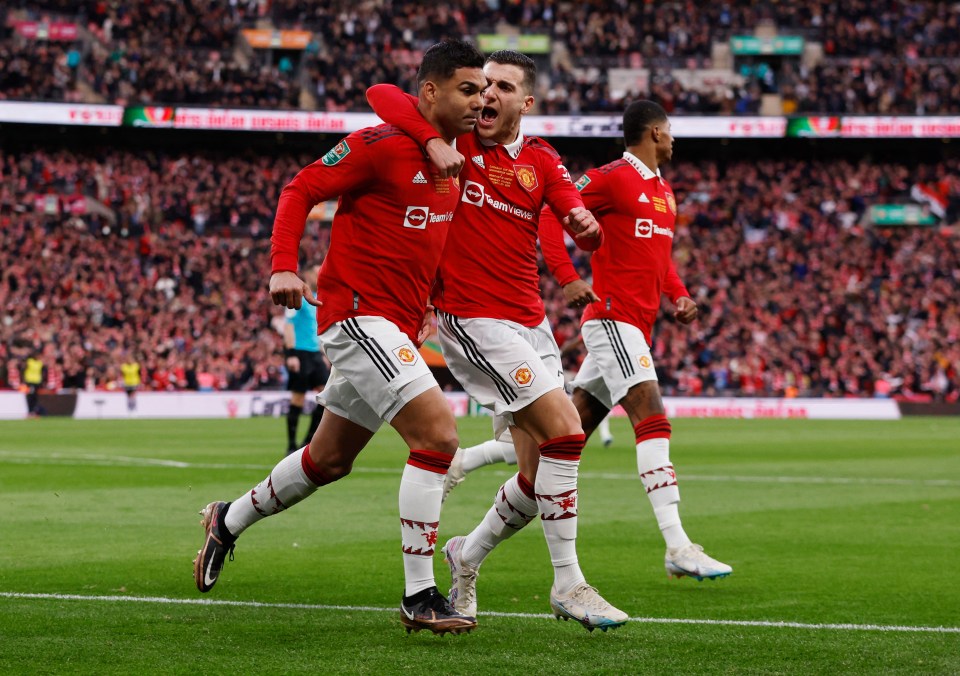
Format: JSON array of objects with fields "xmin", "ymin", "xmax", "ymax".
[
  {"xmin": 572, "ymin": 318, "xmax": 659, "ymax": 409},
  {"xmin": 316, "ymin": 316, "xmax": 437, "ymax": 432},
  {"xmin": 437, "ymin": 311, "xmax": 564, "ymax": 439}
]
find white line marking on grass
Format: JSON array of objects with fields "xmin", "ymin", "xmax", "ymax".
[
  {"xmin": 2, "ymin": 592, "xmax": 957, "ymax": 634},
  {"xmin": 2, "ymin": 451, "xmax": 959, "ymax": 487}
]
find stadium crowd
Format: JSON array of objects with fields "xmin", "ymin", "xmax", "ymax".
[
  {"xmin": 3, "ymin": 0, "xmax": 960, "ymax": 113},
  {"xmin": 1, "ymin": 146, "xmax": 957, "ymax": 402}
]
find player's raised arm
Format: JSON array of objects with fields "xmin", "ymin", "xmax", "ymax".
[{"xmin": 367, "ymin": 84, "xmax": 467, "ymax": 178}]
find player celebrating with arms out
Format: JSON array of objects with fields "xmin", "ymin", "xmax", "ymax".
[
  {"xmin": 193, "ymin": 40, "xmax": 487, "ymax": 636},
  {"xmin": 368, "ymin": 50, "xmax": 628, "ymax": 632},
  {"xmin": 540, "ymin": 101, "xmax": 733, "ymax": 582}
]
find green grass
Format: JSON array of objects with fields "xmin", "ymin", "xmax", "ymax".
[{"xmin": 1, "ymin": 417, "xmax": 958, "ymax": 674}]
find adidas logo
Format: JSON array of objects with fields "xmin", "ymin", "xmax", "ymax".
[
  {"xmin": 638, "ymin": 193, "xmax": 650, "ymax": 203},
  {"xmin": 471, "ymin": 155, "xmax": 485, "ymax": 169},
  {"xmin": 412, "ymin": 171, "xmax": 428, "ymax": 184}
]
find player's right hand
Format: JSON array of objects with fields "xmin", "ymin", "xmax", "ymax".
[
  {"xmin": 564, "ymin": 207, "xmax": 601, "ymax": 239},
  {"xmin": 562, "ymin": 279, "xmax": 600, "ymax": 308},
  {"xmin": 270, "ymin": 271, "xmax": 321, "ymax": 309},
  {"xmin": 425, "ymin": 138, "xmax": 465, "ymax": 178}
]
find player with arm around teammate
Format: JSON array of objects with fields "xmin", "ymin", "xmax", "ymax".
[
  {"xmin": 368, "ymin": 50, "xmax": 628, "ymax": 632},
  {"xmin": 193, "ymin": 40, "xmax": 487, "ymax": 636}
]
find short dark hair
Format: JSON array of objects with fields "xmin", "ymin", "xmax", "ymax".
[
  {"xmin": 623, "ymin": 100, "xmax": 668, "ymax": 146},
  {"xmin": 417, "ymin": 40, "xmax": 485, "ymax": 88},
  {"xmin": 486, "ymin": 49, "xmax": 537, "ymax": 94}
]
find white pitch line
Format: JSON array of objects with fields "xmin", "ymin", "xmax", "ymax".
[
  {"xmin": 1, "ymin": 592, "xmax": 957, "ymax": 634},
  {"xmin": 1, "ymin": 450, "xmax": 958, "ymax": 487}
]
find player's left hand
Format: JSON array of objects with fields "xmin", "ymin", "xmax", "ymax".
[
  {"xmin": 415, "ymin": 304, "xmax": 435, "ymax": 348},
  {"xmin": 562, "ymin": 279, "xmax": 599, "ymax": 308},
  {"xmin": 674, "ymin": 296, "xmax": 698, "ymax": 324},
  {"xmin": 425, "ymin": 138, "xmax": 465, "ymax": 178}
]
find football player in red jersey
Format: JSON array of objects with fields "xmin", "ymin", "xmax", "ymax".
[
  {"xmin": 193, "ymin": 40, "xmax": 487, "ymax": 636},
  {"xmin": 541, "ymin": 101, "xmax": 733, "ymax": 582},
  {"xmin": 367, "ymin": 51, "xmax": 628, "ymax": 632}
]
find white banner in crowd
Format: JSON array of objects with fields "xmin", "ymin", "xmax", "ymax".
[
  {"xmin": 0, "ymin": 102, "xmax": 124, "ymax": 126},
  {"xmin": 0, "ymin": 392, "xmax": 902, "ymax": 421},
  {"xmin": 172, "ymin": 108, "xmax": 382, "ymax": 134},
  {"xmin": 71, "ymin": 391, "xmax": 471, "ymax": 420},
  {"xmin": 5, "ymin": 102, "xmax": 960, "ymax": 139},
  {"xmin": 0, "ymin": 392, "xmax": 29, "ymax": 420},
  {"xmin": 73, "ymin": 391, "xmax": 259, "ymax": 419},
  {"xmin": 658, "ymin": 397, "xmax": 901, "ymax": 420}
]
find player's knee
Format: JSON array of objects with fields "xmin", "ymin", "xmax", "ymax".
[
  {"xmin": 426, "ymin": 427, "xmax": 460, "ymax": 455},
  {"xmin": 414, "ymin": 418, "xmax": 459, "ymax": 455},
  {"xmin": 316, "ymin": 458, "xmax": 353, "ymax": 482},
  {"xmin": 625, "ymin": 380, "xmax": 664, "ymax": 417}
]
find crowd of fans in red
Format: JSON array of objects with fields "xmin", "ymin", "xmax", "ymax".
[
  {"xmin": 2, "ymin": 146, "xmax": 957, "ymax": 402},
  {"xmin": 2, "ymin": 0, "xmax": 959, "ymax": 114}
]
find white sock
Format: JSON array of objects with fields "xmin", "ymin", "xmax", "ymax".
[
  {"xmin": 536, "ymin": 435, "xmax": 587, "ymax": 595},
  {"xmin": 461, "ymin": 473, "xmax": 538, "ymax": 567},
  {"xmin": 224, "ymin": 446, "xmax": 325, "ymax": 537},
  {"xmin": 598, "ymin": 416, "xmax": 613, "ymax": 443},
  {"xmin": 636, "ymin": 436, "xmax": 691, "ymax": 550},
  {"xmin": 462, "ymin": 439, "xmax": 518, "ymax": 473},
  {"xmin": 400, "ymin": 450, "xmax": 449, "ymax": 597}
]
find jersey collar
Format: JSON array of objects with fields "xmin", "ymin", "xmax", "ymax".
[
  {"xmin": 622, "ymin": 151, "xmax": 660, "ymax": 180},
  {"xmin": 479, "ymin": 132, "xmax": 525, "ymax": 159}
]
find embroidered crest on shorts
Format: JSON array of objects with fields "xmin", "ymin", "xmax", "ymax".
[
  {"xmin": 638, "ymin": 355, "xmax": 652, "ymax": 369},
  {"xmin": 393, "ymin": 345, "xmax": 419, "ymax": 365},
  {"xmin": 510, "ymin": 362, "xmax": 536, "ymax": 388}
]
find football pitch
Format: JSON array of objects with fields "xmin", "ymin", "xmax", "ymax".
[{"xmin": 1, "ymin": 416, "xmax": 958, "ymax": 674}]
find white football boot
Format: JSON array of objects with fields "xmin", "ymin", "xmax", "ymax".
[
  {"xmin": 549, "ymin": 583, "xmax": 629, "ymax": 632},
  {"xmin": 665, "ymin": 543, "xmax": 732, "ymax": 581},
  {"xmin": 442, "ymin": 535, "xmax": 479, "ymax": 618}
]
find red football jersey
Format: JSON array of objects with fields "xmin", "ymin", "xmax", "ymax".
[
  {"xmin": 367, "ymin": 85, "xmax": 587, "ymax": 327},
  {"xmin": 541, "ymin": 152, "xmax": 690, "ymax": 344},
  {"xmin": 270, "ymin": 125, "xmax": 459, "ymax": 340}
]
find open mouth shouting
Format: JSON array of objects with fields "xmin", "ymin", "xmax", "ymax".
[{"xmin": 478, "ymin": 105, "xmax": 499, "ymax": 130}]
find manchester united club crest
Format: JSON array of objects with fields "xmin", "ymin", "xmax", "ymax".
[
  {"xmin": 638, "ymin": 355, "xmax": 652, "ymax": 369},
  {"xmin": 393, "ymin": 345, "xmax": 419, "ymax": 365},
  {"xmin": 510, "ymin": 362, "xmax": 535, "ymax": 387},
  {"xmin": 514, "ymin": 165, "xmax": 538, "ymax": 192},
  {"xmin": 666, "ymin": 192, "xmax": 677, "ymax": 215}
]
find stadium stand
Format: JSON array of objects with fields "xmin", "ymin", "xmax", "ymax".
[
  {"xmin": 0, "ymin": 1, "xmax": 957, "ymax": 404},
  {"xmin": 1, "ymin": 143, "xmax": 957, "ymax": 401},
  {"xmin": 3, "ymin": 1, "xmax": 959, "ymax": 113}
]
